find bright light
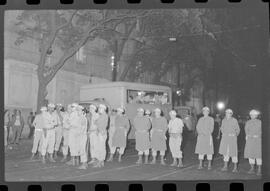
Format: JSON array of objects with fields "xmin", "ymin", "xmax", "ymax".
[
  {"xmin": 169, "ymin": 37, "xmax": 177, "ymax": 41},
  {"xmin": 217, "ymin": 102, "xmax": 225, "ymax": 110},
  {"xmin": 176, "ymin": 90, "xmax": 181, "ymax": 96}
]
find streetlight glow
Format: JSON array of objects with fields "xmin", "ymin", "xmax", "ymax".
[{"xmin": 217, "ymin": 101, "xmax": 225, "ymax": 111}]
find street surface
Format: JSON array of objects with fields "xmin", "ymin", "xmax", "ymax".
[{"xmin": 5, "ymin": 132, "xmax": 260, "ymax": 181}]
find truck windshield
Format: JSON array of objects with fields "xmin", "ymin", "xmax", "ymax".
[{"xmin": 127, "ymin": 89, "xmax": 170, "ymax": 104}]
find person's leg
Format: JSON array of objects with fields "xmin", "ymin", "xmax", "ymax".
[
  {"xmin": 108, "ymin": 146, "xmax": 116, "ymax": 162},
  {"xmin": 48, "ymin": 130, "xmax": 56, "ymax": 162},
  {"xmin": 31, "ymin": 131, "xmax": 39, "ymax": 160},
  {"xmin": 248, "ymin": 158, "xmax": 255, "ymax": 174},
  {"xmin": 221, "ymin": 155, "xmax": 229, "ymax": 171},
  {"xmin": 136, "ymin": 151, "xmax": 143, "ymax": 164},
  {"xmin": 198, "ymin": 154, "xmax": 204, "ymax": 169},
  {"xmin": 144, "ymin": 150, "xmax": 149, "ymax": 164},
  {"xmin": 256, "ymin": 158, "xmax": 262, "ymax": 176},
  {"xmin": 118, "ymin": 147, "xmax": 125, "ymax": 162},
  {"xmin": 54, "ymin": 127, "xmax": 62, "ymax": 158},
  {"xmin": 160, "ymin": 150, "xmax": 166, "ymax": 165},
  {"xmin": 41, "ymin": 134, "xmax": 49, "ymax": 164},
  {"xmin": 4, "ymin": 126, "xmax": 7, "ymax": 147},
  {"xmin": 12, "ymin": 126, "xmax": 18, "ymax": 144},
  {"xmin": 61, "ymin": 130, "xmax": 69, "ymax": 162},
  {"xmin": 78, "ymin": 136, "xmax": 88, "ymax": 169},
  {"xmin": 169, "ymin": 137, "xmax": 177, "ymax": 166},
  {"xmin": 207, "ymin": 154, "xmax": 213, "ymax": 170},
  {"xmin": 232, "ymin": 156, "xmax": 238, "ymax": 172},
  {"xmin": 151, "ymin": 150, "xmax": 157, "ymax": 164}
]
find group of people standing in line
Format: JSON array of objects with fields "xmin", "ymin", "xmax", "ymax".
[{"xmin": 4, "ymin": 103, "xmax": 262, "ymax": 176}]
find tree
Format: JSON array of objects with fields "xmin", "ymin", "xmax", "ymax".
[{"xmin": 14, "ymin": 10, "xmax": 145, "ymax": 111}]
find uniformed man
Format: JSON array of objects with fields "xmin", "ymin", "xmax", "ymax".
[
  {"xmin": 94, "ymin": 104, "xmax": 109, "ymax": 168},
  {"xmin": 87, "ymin": 104, "xmax": 99, "ymax": 165},
  {"xmin": 67, "ymin": 103, "xmax": 81, "ymax": 166},
  {"xmin": 168, "ymin": 110, "xmax": 184, "ymax": 167},
  {"xmin": 53, "ymin": 103, "xmax": 64, "ymax": 159},
  {"xmin": 108, "ymin": 107, "xmax": 130, "ymax": 162},
  {"xmin": 195, "ymin": 107, "xmax": 214, "ymax": 170},
  {"xmin": 134, "ymin": 108, "xmax": 151, "ymax": 164},
  {"xmin": 61, "ymin": 104, "xmax": 72, "ymax": 162},
  {"xmin": 150, "ymin": 108, "xmax": 168, "ymax": 165},
  {"xmin": 244, "ymin": 109, "xmax": 262, "ymax": 176},
  {"xmin": 30, "ymin": 106, "xmax": 46, "ymax": 160},
  {"xmin": 145, "ymin": 110, "xmax": 152, "ymax": 121},
  {"xmin": 78, "ymin": 105, "xmax": 88, "ymax": 169},
  {"xmin": 41, "ymin": 103, "xmax": 58, "ymax": 164},
  {"xmin": 219, "ymin": 109, "xmax": 240, "ymax": 172}
]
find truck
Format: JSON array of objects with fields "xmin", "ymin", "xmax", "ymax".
[{"xmin": 79, "ymin": 81, "xmax": 173, "ymax": 139}]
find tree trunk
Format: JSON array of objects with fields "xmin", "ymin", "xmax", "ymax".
[{"xmin": 36, "ymin": 78, "xmax": 48, "ymax": 113}]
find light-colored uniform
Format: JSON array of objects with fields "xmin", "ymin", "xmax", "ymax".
[
  {"xmin": 69, "ymin": 111, "xmax": 81, "ymax": 157},
  {"xmin": 244, "ymin": 119, "xmax": 262, "ymax": 165},
  {"xmin": 108, "ymin": 114, "xmax": 116, "ymax": 154},
  {"xmin": 41, "ymin": 112, "xmax": 57, "ymax": 156},
  {"xmin": 111, "ymin": 115, "xmax": 130, "ymax": 154},
  {"xmin": 168, "ymin": 117, "xmax": 184, "ymax": 159},
  {"xmin": 89, "ymin": 112, "xmax": 99, "ymax": 159},
  {"xmin": 31, "ymin": 114, "xmax": 44, "ymax": 154},
  {"xmin": 219, "ymin": 117, "xmax": 240, "ymax": 163},
  {"xmin": 195, "ymin": 116, "xmax": 214, "ymax": 160},
  {"xmin": 62, "ymin": 112, "xmax": 71, "ymax": 156},
  {"xmin": 54, "ymin": 111, "xmax": 64, "ymax": 152},
  {"xmin": 95, "ymin": 113, "xmax": 109, "ymax": 161},
  {"xmin": 78, "ymin": 114, "xmax": 88, "ymax": 163},
  {"xmin": 134, "ymin": 116, "xmax": 151, "ymax": 155}
]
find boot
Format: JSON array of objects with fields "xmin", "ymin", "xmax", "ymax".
[
  {"xmin": 136, "ymin": 155, "xmax": 143, "ymax": 164},
  {"xmin": 221, "ymin": 161, "xmax": 228, "ymax": 171},
  {"xmin": 150, "ymin": 156, "xmax": 156, "ymax": 164},
  {"xmin": 170, "ymin": 158, "xmax": 177, "ymax": 167},
  {"xmin": 107, "ymin": 154, "xmax": 114, "ymax": 162},
  {"xmin": 248, "ymin": 164, "xmax": 255, "ymax": 174},
  {"xmin": 177, "ymin": 158, "xmax": 183, "ymax": 168},
  {"xmin": 78, "ymin": 162, "xmax": 88, "ymax": 170},
  {"xmin": 30, "ymin": 153, "xmax": 35, "ymax": 161},
  {"xmin": 118, "ymin": 154, "xmax": 122, "ymax": 162},
  {"xmin": 232, "ymin": 163, "xmax": 238, "ymax": 173},
  {"xmin": 144, "ymin": 155, "xmax": 149, "ymax": 164},
  {"xmin": 160, "ymin": 156, "xmax": 166, "ymax": 165},
  {"xmin": 60, "ymin": 155, "xmax": 67, "ymax": 163},
  {"xmin": 93, "ymin": 161, "xmax": 103, "ymax": 168},
  {"xmin": 88, "ymin": 158, "xmax": 97, "ymax": 165},
  {"xmin": 49, "ymin": 154, "xmax": 56, "ymax": 163},
  {"xmin": 207, "ymin": 160, "xmax": 212, "ymax": 170},
  {"xmin": 66, "ymin": 156, "xmax": 75, "ymax": 166},
  {"xmin": 41, "ymin": 156, "xmax": 46, "ymax": 164},
  {"xmin": 198, "ymin": 159, "xmax": 203, "ymax": 170},
  {"xmin": 257, "ymin": 165, "xmax": 262, "ymax": 176}
]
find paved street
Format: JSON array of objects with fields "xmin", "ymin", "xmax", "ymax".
[{"xmin": 5, "ymin": 133, "xmax": 260, "ymax": 181}]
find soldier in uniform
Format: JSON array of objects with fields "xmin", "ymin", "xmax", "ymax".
[
  {"xmin": 53, "ymin": 104, "xmax": 64, "ymax": 159},
  {"xmin": 150, "ymin": 108, "xmax": 168, "ymax": 165},
  {"xmin": 168, "ymin": 110, "xmax": 184, "ymax": 167},
  {"xmin": 61, "ymin": 104, "xmax": 72, "ymax": 162},
  {"xmin": 41, "ymin": 103, "xmax": 58, "ymax": 164},
  {"xmin": 87, "ymin": 104, "xmax": 99, "ymax": 165},
  {"xmin": 78, "ymin": 105, "xmax": 88, "ymax": 169},
  {"xmin": 107, "ymin": 109, "xmax": 116, "ymax": 160},
  {"xmin": 195, "ymin": 107, "xmax": 214, "ymax": 170},
  {"xmin": 94, "ymin": 104, "xmax": 109, "ymax": 168},
  {"xmin": 244, "ymin": 109, "xmax": 262, "ymax": 176},
  {"xmin": 134, "ymin": 108, "xmax": 151, "ymax": 164},
  {"xmin": 108, "ymin": 107, "xmax": 130, "ymax": 162},
  {"xmin": 219, "ymin": 109, "xmax": 240, "ymax": 172},
  {"xmin": 30, "ymin": 106, "xmax": 46, "ymax": 160},
  {"xmin": 67, "ymin": 103, "xmax": 81, "ymax": 166}
]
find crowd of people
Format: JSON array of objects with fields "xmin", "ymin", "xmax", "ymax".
[{"xmin": 4, "ymin": 103, "xmax": 262, "ymax": 176}]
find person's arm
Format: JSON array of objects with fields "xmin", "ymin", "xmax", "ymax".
[
  {"xmin": 235, "ymin": 119, "xmax": 240, "ymax": 136},
  {"xmin": 27, "ymin": 116, "xmax": 32, "ymax": 126},
  {"xmin": 209, "ymin": 118, "xmax": 214, "ymax": 134}
]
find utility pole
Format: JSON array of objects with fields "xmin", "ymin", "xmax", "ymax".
[{"xmin": 112, "ymin": 40, "xmax": 118, "ymax": 81}]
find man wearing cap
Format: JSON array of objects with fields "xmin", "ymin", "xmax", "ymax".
[
  {"xmin": 94, "ymin": 104, "xmax": 109, "ymax": 167},
  {"xmin": 77, "ymin": 105, "xmax": 88, "ymax": 169},
  {"xmin": 134, "ymin": 108, "xmax": 151, "ymax": 164},
  {"xmin": 145, "ymin": 110, "xmax": 152, "ymax": 122},
  {"xmin": 61, "ymin": 104, "xmax": 72, "ymax": 162},
  {"xmin": 67, "ymin": 103, "xmax": 82, "ymax": 166},
  {"xmin": 41, "ymin": 103, "xmax": 58, "ymax": 163},
  {"xmin": 168, "ymin": 110, "xmax": 184, "ymax": 167},
  {"xmin": 150, "ymin": 108, "xmax": 168, "ymax": 165},
  {"xmin": 53, "ymin": 103, "xmax": 64, "ymax": 159},
  {"xmin": 87, "ymin": 104, "xmax": 99, "ymax": 165},
  {"xmin": 108, "ymin": 107, "xmax": 130, "ymax": 162},
  {"xmin": 195, "ymin": 107, "xmax": 214, "ymax": 170},
  {"xmin": 30, "ymin": 106, "xmax": 47, "ymax": 160},
  {"xmin": 244, "ymin": 109, "xmax": 262, "ymax": 176},
  {"xmin": 219, "ymin": 109, "xmax": 240, "ymax": 172}
]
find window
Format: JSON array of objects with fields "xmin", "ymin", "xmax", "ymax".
[{"xmin": 127, "ymin": 90, "xmax": 170, "ymax": 104}]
